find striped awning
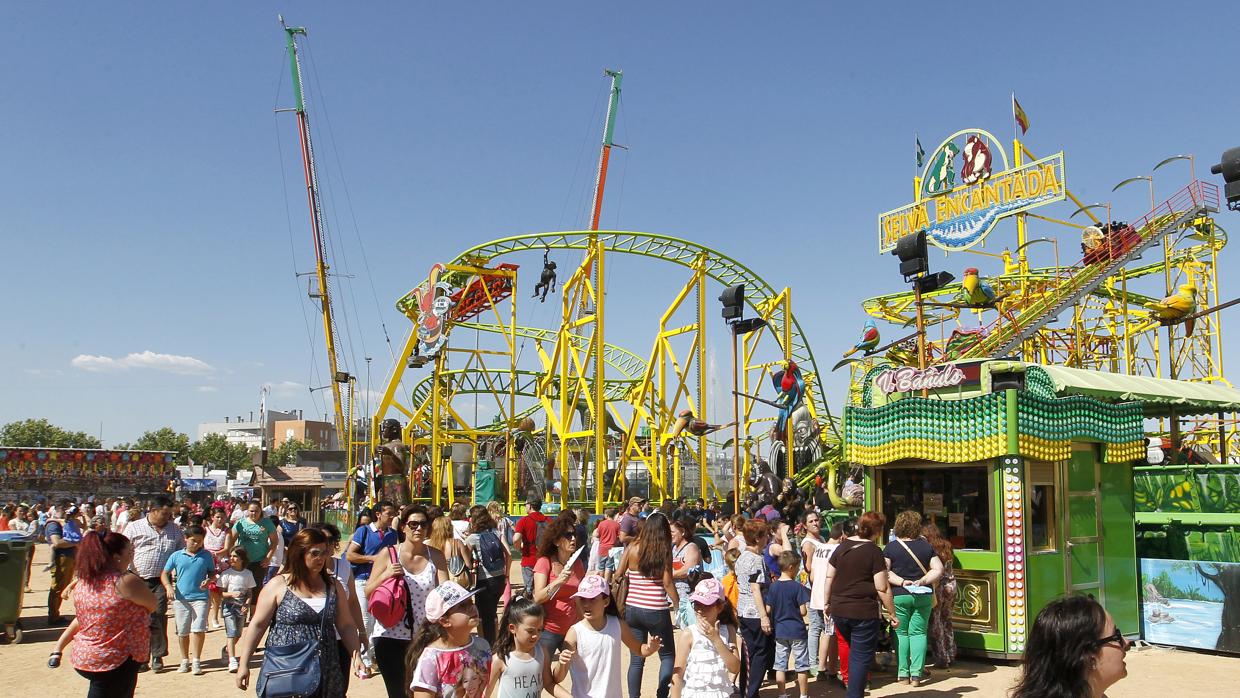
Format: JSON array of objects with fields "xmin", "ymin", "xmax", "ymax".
[{"xmin": 1034, "ymin": 364, "xmax": 1240, "ymax": 417}]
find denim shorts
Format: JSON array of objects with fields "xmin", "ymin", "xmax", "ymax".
[
  {"xmin": 173, "ymin": 599, "xmax": 208, "ymax": 636},
  {"xmin": 774, "ymin": 637, "xmax": 810, "ymax": 673},
  {"xmin": 222, "ymin": 602, "xmax": 245, "ymax": 638}
]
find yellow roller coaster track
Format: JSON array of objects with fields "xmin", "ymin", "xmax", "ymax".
[{"xmin": 397, "ymin": 230, "xmax": 842, "ymax": 442}]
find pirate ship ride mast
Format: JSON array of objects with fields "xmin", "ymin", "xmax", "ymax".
[{"xmin": 280, "ymin": 17, "xmax": 350, "ymax": 452}]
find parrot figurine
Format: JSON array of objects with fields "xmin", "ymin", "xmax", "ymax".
[
  {"xmin": 1146, "ymin": 283, "xmax": 1198, "ymax": 335},
  {"xmin": 842, "ymin": 319, "xmax": 881, "ymax": 357},
  {"xmin": 771, "ymin": 361, "xmax": 805, "ymax": 435},
  {"xmin": 960, "ymin": 267, "xmax": 997, "ymax": 307}
]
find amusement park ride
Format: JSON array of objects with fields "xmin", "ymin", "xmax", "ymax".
[
  {"xmin": 276, "ymin": 22, "xmax": 1237, "ymax": 528},
  {"xmin": 851, "ymin": 129, "xmax": 1233, "ymax": 462}
]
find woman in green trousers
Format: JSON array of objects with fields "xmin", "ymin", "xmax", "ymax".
[{"xmin": 882, "ymin": 511, "xmax": 943, "ymax": 687}]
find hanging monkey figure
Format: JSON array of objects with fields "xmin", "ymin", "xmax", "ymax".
[{"xmin": 532, "ymin": 247, "xmax": 557, "ymax": 302}]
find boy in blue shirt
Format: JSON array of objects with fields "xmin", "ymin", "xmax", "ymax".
[
  {"xmin": 161, "ymin": 525, "xmax": 216, "ymax": 675},
  {"xmin": 765, "ymin": 551, "xmax": 811, "ymax": 698}
]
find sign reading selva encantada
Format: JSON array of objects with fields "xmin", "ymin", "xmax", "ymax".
[{"xmin": 878, "ymin": 129, "xmax": 1067, "ymax": 253}]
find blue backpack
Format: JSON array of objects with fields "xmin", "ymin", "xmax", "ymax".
[{"xmin": 477, "ymin": 530, "xmax": 506, "ymax": 575}]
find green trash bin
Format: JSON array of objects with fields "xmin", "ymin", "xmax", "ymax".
[{"xmin": 0, "ymin": 533, "xmax": 34, "ymax": 644}]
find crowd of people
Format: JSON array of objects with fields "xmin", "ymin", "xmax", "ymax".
[{"xmin": 6, "ymin": 484, "xmax": 1131, "ymax": 698}]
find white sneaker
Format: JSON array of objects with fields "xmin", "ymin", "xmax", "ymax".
[
  {"xmin": 178, "ymin": 660, "xmax": 190, "ymax": 673},
  {"xmin": 192, "ymin": 660, "xmax": 203, "ymax": 675},
  {"xmin": 228, "ymin": 657, "xmax": 239, "ymax": 673}
]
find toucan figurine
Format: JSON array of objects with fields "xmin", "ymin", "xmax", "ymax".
[
  {"xmin": 842, "ymin": 319, "xmax": 880, "ymax": 357},
  {"xmin": 668, "ymin": 409, "xmax": 735, "ymax": 439},
  {"xmin": 960, "ymin": 267, "xmax": 997, "ymax": 307},
  {"xmin": 1147, "ymin": 283, "xmax": 1198, "ymax": 334}
]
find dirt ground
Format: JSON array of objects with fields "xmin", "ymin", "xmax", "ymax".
[{"xmin": 1, "ymin": 545, "xmax": 1235, "ymax": 697}]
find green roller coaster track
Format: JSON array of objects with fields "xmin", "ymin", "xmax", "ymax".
[{"xmin": 407, "ymin": 368, "xmax": 640, "ymax": 430}]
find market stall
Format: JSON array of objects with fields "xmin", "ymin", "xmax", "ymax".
[
  {"xmin": 251, "ymin": 465, "xmax": 323, "ymax": 523},
  {"xmin": 0, "ymin": 447, "xmax": 176, "ymax": 501}
]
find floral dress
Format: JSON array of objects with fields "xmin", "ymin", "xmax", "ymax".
[
  {"xmin": 261, "ymin": 579, "xmax": 343, "ymax": 698},
  {"xmin": 928, "ymin": 558, "xmax": 957, "ymax": 667}
]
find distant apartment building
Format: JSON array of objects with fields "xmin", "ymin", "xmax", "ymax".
[
  {"xmin": 272, "ymin": 419, "xmax": 338, "ymax": 451},
  {"xmin": 197, "ymin": 409, "xmax": 301, "ymax": 450}
]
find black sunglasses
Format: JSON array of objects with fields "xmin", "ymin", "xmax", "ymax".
[
  {"xmin": 406, "ymin": 519, "xmax": 429, "ymax": 529},
  {"xmin": 562, "ymin": 532, "xmax": 576, "ymax": 540},
  {"xmin": 1094, "ymin": 626, "xmax": 1126, "ymax": 648}
]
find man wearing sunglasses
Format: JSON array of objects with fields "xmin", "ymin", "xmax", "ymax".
[{"xmin": 345, "ymin": 501, "xmax": 398, "ymax": 672}]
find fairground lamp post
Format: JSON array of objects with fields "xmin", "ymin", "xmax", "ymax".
[{"xmin": 719, "ymin": 283, "xmax": 766, "ymax": 512}]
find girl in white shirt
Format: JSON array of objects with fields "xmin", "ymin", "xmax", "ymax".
[
  {"xmin": 486, "ymin": 596, "xmax": 571, "ymax": 698},
  {"xmin": 670, "ymin": 579, "xmax": 741, "ymax": 698},
  {"xmin": 551, "ymin": 575, "xmax": 660, "ymax": 698}
]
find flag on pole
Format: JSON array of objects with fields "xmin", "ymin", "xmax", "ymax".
[
  {"xmin": 1012, "ymin": 94, "xmax": 1029, "ymax": 135},
  {"xmin": 915, "ymin": 134, "xmax": 925, "ymax": 168}
]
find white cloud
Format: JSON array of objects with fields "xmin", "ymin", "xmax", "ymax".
[
  {"xmin": 71, "ymin": 350, "xmax": 214, "ymax": 376},
  {"xmin": 24, "ymin": 368, "xmax": 65, "ymax": 376},
  {"xmin": 264, "ymin": 381, "xmax": 307, "ymax": 398},
  {"xmin": 196, "ymin": 386, "xmax": 219, "ymax": 393}
]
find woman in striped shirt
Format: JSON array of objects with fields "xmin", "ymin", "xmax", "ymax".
[{"xmin": 615, "ymin": 513, "xmax": 679, "ymax": 698}]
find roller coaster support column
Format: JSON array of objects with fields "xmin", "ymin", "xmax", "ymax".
[
  {"xmin": 1014, "ymin": 138, "xmax": 1030, "ymax": 306},
  {"xmin": 589, "ymin": 70, "xmax": 624, "ymax": 231},
  {"xmin": 783, "ymin": 289, "xmax": 795, "ymax": 480},
  {"xmin": 593, "ymin": 235, "xmax": 607, "ymax": 513}
]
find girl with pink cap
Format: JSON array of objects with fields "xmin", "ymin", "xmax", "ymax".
[
  {"xmin": 407, "ymin": 581, "xmax": 492, "ymax": 698},
  {"xmin": 550, "ymin": 575, "xmax": 660, "ymax": 698},
  {"xmin": 670, "ymin": 578, "xmax": 741, "ymax": 698}
]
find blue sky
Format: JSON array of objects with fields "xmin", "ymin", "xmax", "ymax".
[{"xmin": 5, "ymin": 3, "xmax": 1240, "ymax": 445}]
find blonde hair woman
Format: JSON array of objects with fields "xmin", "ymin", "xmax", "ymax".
[{"xmin": 429, "ymin": 515, "xmax": 474, "ymax": 589}]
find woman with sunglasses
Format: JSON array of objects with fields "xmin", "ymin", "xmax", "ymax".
[
  {"xmin": 235, "ymin": 528, "xmax": 361, "ymax": 697},
  {"xmin": 364, "ymin": 506, "xmax": 449, "ymax": 698},
  {"xmin": 532, "ymin": 515, "xmax": 586, "ymax": 660},
  {"xmin": 279, "ymin": 503, "xmax": 307, "ymax": 547},
  {"xmin": 1011, "ymin": 594, "xmax": 1130, "ymax": 698}
]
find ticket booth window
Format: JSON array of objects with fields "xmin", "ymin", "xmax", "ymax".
[
  {"xmin": 879, "ymin": 465, "xmax": 993, "ymax": 550},
  {"xmin": 1027, "ymin": 461, "xmax": 1057, "ymax": 551}
]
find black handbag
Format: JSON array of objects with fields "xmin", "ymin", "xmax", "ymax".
[{"xmin": 256, "ymin": 575, "xmax": 333, "ymax": 698}]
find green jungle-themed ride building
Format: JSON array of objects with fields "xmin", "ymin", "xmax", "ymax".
[{"xmin": 845, "ymin": 359, "xmax": 1240, "ymax": 658}]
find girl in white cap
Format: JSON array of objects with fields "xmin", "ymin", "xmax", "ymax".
[
  {"xmin": 670, "ymin": 578, "xmax": 741, "ymax": 698},
  {"xmin": 407, "ymin": 581, "xmax": 492, "ymax": 698},
  {"xmin": 551, "ymin": 575, "xmax": 660, "ymax": 698}
]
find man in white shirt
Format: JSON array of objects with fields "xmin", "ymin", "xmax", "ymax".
[{"xmin": 125, "ymin": 496, "xmax": 185, "ymax": 672}]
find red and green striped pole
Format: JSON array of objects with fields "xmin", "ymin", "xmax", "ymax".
[{"xmin": 589, "ymin": 69, "xmax": 623, "ymax": 231}]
